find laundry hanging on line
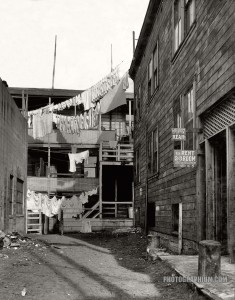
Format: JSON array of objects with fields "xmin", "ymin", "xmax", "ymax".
[
  {"xmin": 53, "ymin": 102, "xmax": 100, "ymax": 133},
  {"xmin": 27, "ymin": 189, "xmax": 62, "ymax": 218},
  {"xmin": 32, "ymin": 111, "xmax": 53, "ymax": 139},
  {"xmin": 78, "ymin": 187, "xmax": 98, "ymax": 205},
  {"xmin": 27, "ymin": 67, "xmax": 120, "ymax": 116},
  {"xmin": 68, "ymin": 150, "xmax": 89, "ymax": 172}
]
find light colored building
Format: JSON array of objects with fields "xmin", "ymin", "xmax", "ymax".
[{"xmin": 9, "ymin": 71, "xmax": 134, "ymax": 233}]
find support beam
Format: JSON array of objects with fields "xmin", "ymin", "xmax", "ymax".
[
  {"xmin": 226, "ymin": 126, "xmax": 235, "ymax": 263},
  {"xmin": 99, "ymin": 163, "xmax": 103, "ymax": 219},
  {"xmin": 196, "ymin": 143, "xmax": 206, "ymax": 242},
  {"xmin": 178, "ymin": 202, "xmax": 183, "ymax": 254},
  {"xmin": 205, "ymin": 139, "xmax": 215, "ymax": 240}
]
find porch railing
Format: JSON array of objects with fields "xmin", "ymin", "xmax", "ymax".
[
  {"xmin": 81, "ymin": 201, "xmax": 133, "ymax": 219},
  {"xmin": 102, "ymin": 202, "xmax": 133, "ymax": 219},
  {"xmin": 99, "ymin": 141, "xmax": 134, "ymax": 162}
]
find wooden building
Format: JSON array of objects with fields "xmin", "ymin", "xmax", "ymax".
[
  {"xmin": 0, "ymin": 79, "xmax": 27, "ymax": 233},
  {"xmin": 129, "ymin": 0, "xmax": 235, "ymax": 262},
  {"xmin": 9, "ymin": 77, "xmax": 134, "ymax": 233}
]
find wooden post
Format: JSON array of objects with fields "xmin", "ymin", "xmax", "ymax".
[
  {"xmin": 114, "ymin": 179, "xmax": 117, "ymax": 218},
  {"xmin": 26, "ymin": 92, "xmax": 28, "ymax": 116},
  {"xmin": 205, "ymin": 139, "xmax": 215, "ymax": 240},
  {"xmin": 44, "ymin": 96, "xmax": 51, "ymax": 235},
  {"xmin": 129, "ymin": 100, "xmax": 132, "ymax": 142},
  {"xmin": 117, "ymin": 144, "xmax": 120, "ymax": 161},
  {"xmin": 226, "ymin": 126, "xmax": 235, "ymax": 264},
  {"xmin": 196, "ymin": 143, "xmax": 206, "ymax": 242},
  {"xmin": 198, "ymin": 240, "xmax": 221, "ymax": 277},
  {"xmin": 99, "ymin": 163, "xmax": 102, "ymax": 219},
  {"xmin": 178, "ymin": 202, "xmax": 183, "ymax": 254},
  {"xmin": 21, "ymin": 90, "xmax": 25, "ymax": 117},
  {"xmin": 132, "ymin": 31, "xmax": 135, "ymax": 55}
]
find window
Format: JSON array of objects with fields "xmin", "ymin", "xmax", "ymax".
[
  {"xmin": 172, "ymin": 203, "xmax": 179, "ymax": 233},
  {"xmin": 147, "ymin": 133, "xmax": 153, "ymax": 174},
  {"xmin": 173, "ymin": 0, "xmax": 195, "ymax": 53},
  {"xmin": 174, "ymin": 0, "xmax": 182, "ymax": 52},
  {"xmin": 148, "ymin": 58, "xmax": 153, "ymax": 98},
  {"xmin": 153, "ymin": 128, "xmax": 159, "ymax": 173},
  {"xmin": 173, "ymin": 97, "xmax": 182, "ymax": 150},
  {"xmin": 148, "ymin": 41, "xmax": 159, "ymax": 100},
  {"xmin": 173, "ymin": 84, "xmax": 195, "ymax": 150},
  {"xmin": 148, "ymin": 128, "xmax": 159, "ymax": 175},
  {"xmin": 9, "ymin": 175, "xmax": 14, "ymax": 216},
  {"xmin": 184, "ymin": 86, "xmax": 194, "ymax": 149},
  {"xmin": 16, "ymin": 179, "xmax": 24, "ymax": 215},
  {"xmin": 135, "ymin": 148, "xmax": 140, "ymax": 183},
  {"xmin": 153, "ymin": 42, "xmax": 159, "ymax": 90},
  {"xmin": 135, "ymin": 84, "xmax": 141, "ymax": 120},
  {"xmin": 185, "ymin": 0, "xmax": 195, "ymax": 34}
]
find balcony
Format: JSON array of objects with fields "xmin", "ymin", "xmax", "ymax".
[
  {"xmin": 28, "ymin": 129, "xmax": 116, "ymax": 146},
  {"xmin": 99, "ymin": 141, "xmax": 133, "ymax": 164},
  {"xmin": 27, "ymin": 176, "xmax": 99, "ymax": 193}
]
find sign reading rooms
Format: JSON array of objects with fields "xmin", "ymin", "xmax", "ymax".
[{"xmin": 172, "ymin": 128, "xmax": 186, "ymax": 141}]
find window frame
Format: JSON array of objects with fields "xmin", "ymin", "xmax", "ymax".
[
  {"xmin": 147, "ymin": 127, "xmax": 159, "ymax": 176},
  {"xmin": 16, "ymin": 178, "xmax": 24, "ymax": 215},
  {"xmin": 135, "ymin": 83, "xmax": 141, "ymax": 121},
  {"xmin": 148, "ymin": 40, "xmax": 159, "ymax": 102},
  {"xmin": 173, "ymin": 82, "xmax": 195, "ymax": 151},
  {"xmin": 148, "ymin": 58, "xmax": 153, "ymax": 99},
  {"xmin": 9, "ymin": 175, "xmax": 14, "ymax": 216},
  {"xmin": 174, "ymin": 0, "xmax": 183, "ymax": 52},
  {"xmin": 153, "ymin": 41, "xmax": 159, "ymax": 91},
  {"xmin": 185, "ymin": 0, "xmax": 196, "ymax": 34},
  {"xmin": 172, "ymin": 203, "xmax": 179, "ymax": 234},
  {"xmin": 184, "ymin": 86, "xmax": 194, "ymax": 150},
  {"xmin": 135, "ymin": 147, "xmax": 141, "ymax": 184},
  {"xmin": 173, "ymin": 0, "xmax": 196, "ymax": 54}
]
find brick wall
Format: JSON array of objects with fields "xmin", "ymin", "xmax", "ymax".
[{"xmin": 0, "ymin": 79, "xmax": 27, "ymax": 233}]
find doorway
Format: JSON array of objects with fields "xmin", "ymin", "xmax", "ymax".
[{"xmin": 208, "ymin": 131, "xmax": 228, "ymax": 253}]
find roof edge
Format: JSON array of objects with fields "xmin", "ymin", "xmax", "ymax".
[{"xmin": 129, "ymin": 0, "xmax": 161, "ymax": 79}]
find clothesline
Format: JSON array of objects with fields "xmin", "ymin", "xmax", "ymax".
[
  {"xmin": 27, "ymin": 187, "xmax": 98, "ymax": 218},
  {"xmin": 28, "ymin": 67, "xmax": 121, "ymax": 116},
  {"xmin": 29, "ymin": 71, "xmax": 129, "ymax": 139}
]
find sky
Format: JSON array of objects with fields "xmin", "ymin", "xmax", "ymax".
[{"xmin": 0, "ymin": 0, "xmax": 149, "ymax": 90}]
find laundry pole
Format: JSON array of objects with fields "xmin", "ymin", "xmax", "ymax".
[
  {"xmin": 44, "ymin": 35, "xmax": 57, "ymax": 234},
  {"xmin": 44, "ymin": 96, "xmax": 51, "ymax": 234}
]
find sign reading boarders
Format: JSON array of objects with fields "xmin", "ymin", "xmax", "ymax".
[
  {"xmin": 174, "ymin": 150, "xmax": 197, "ymax": 168},
  {"xmin": 172, "ymin": 128, "xmax": 186, "ymax": 141}
]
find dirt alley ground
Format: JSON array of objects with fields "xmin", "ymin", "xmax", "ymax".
[{"xmin": 0, "ymin": 232, "xmax": 208, "ymax": 300}]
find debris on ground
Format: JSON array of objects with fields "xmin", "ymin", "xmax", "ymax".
[
  {"xmin": 147, "ymin": 247, "xmax": 170, "ymax": 261},
  {"xmin": 21, "ymin": 287, "xmax": 27, "ymax": 296},
  {"xmin": 0, "ymin": 231, "xmax": 49, "ymax": 254},
  {"xmin": 112, "ymin": 227, "xmax": 142, "ymax": 236}
]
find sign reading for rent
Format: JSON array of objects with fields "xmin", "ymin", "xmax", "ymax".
[{"xmin": 174, "ymin": 150, "xmax": 197, "ymax": 167}]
